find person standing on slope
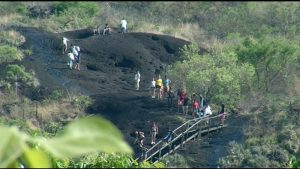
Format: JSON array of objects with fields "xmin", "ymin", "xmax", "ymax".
[
  {"xmin": 62, "ymin": 37, "xmax": 69, "ymax": 54},
  {"xmin": 150, "ymin": 122, "xmax": 158, "ymax": 145},
  {"xmin": 156, "ymin": 75, "xmax": 163, "ymax": 99},
  {"xmin": 74, "ymin": 45, "xmax": 81, "ymax": 70},
  {"xmin": 135, "ymin": 71, "xmax": 141, "ymax": 90},
  {"xmin": 151, "ymin": 77, "xmax": 156, "ymax": 98},
  {"xmin": 120, "ymin": 17, "xmax": 127, "ymax": 33},
  {"xmin": 67, "ymin": 52, "xmax": 75, "ymax": 69},
  {"xmin": 103, "ymin": 23, "xmax": 111, "ymax": 35}
]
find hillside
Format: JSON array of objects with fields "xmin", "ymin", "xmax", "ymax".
[{"xmin": 13, "ymin": 25, "xmax": 193, "ymax": 154}]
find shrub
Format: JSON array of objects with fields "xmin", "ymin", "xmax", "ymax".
[
  {"xmin": 277, "ymin": 125, "xmax": 299, "ymax": 154},
  {"xmin": 0, "ymin": 45, "xmax": 23, "ymax": 63},
  {"xmin": 49, "ymin": 2, "xmax": 100, "ymax": 31},
  {"xmin": 73, "ymin": 95, "xmax": 94, "ymax": 111},
  {"xmin": 160, "ymin": 153, "xmax": 189, "ymax": 168},
  {"xmin": 2, "ymin": 64, "xmax": 40, "ymax": 89},
  {"xmin": 48, "ymin": 89, "xmax": 63, "ymax": 101},
  {"xmin": 43, "ymin": 121, "xmax": 63, "ymax": 136},
  {"xmin": 0, "ymin": 31, "xmax": 25, "ymax": 46}
]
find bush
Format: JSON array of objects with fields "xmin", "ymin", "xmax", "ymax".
[
  {"xmin": 43, "ymin": 121, "xmax": 63, "ymax": 136},
  {"xmin": 49, "ymin": 2, "xmax": 100, "ymax": 31},
  {"xmin": 0, "ymin": 31, "xmax": 26, "ymax": 46},
  {"xmin": 48, "ymin": 89, "xmax": 63, "ymax": 101},
  {"xmin": 277, "ymin": 125, "xmax": 299, "ymax": 154},
  {"xmin": 0, "ymin": 45, "xmax": 24, "ymax": 63},
  {"xmin": 2, "ymin": 64, "xmax": 40, "ymax": 89},
  {"xmin": 73, "ymin": 95, "xmax": 94, "ymax": 111},
  {"xmin": 160, "ymin": 153, "xmax": 189, "ymax": 168}
]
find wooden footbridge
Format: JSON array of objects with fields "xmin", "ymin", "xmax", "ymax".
[{"xmin": 136, "ymin": 114, "xmax": 227, "ymax": 163}]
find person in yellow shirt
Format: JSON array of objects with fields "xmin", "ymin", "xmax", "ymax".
[{"xmin": 156, "ymin": 75, "xmax": 163, "ymax": 99}]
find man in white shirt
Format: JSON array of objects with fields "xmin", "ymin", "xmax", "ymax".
[
  {"xmin": 135, "ymin": 71, "xmax": 141, "ymax": 90},
  {"xmin": 67, "ymin": 52, "xmax": 75, "ymax": 69},
  {"xmin": 120, "ymin": 18, "xmax": 127, "ymax": 33},
  {"xmin": 62, "ymin": 37, "xmax": 69, "ymax": 54},
  {"xmin": 74, "ymin": 45, "xmax": 81, "ymax": 70}
]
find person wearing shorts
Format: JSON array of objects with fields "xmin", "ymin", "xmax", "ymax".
[
  {"xmin": 156, "ymin": 75, "xmax": 163, "ymax": 99},
  {"xmin": 151, "ymin": 122, "xmax": 158, "ymax": 145}
]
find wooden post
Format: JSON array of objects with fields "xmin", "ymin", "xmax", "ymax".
[
  {"xmin": 15, "ymin": 75, "xmax": 18, "ymax": 101},
  {"xmin": 22, "ymin": 99, "xmax": 25, "ymax": 120},
  {"xmin": 35, "ymin": 101, "xmax": 38, "ymax": 119}
]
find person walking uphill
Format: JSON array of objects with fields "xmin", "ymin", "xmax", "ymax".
[
  {"xmin": 73, "ymin": 45, "xmax": 81, "ymax": 70},
  {"xmin": 120, "ymin": 17, "xmax": 127, "ymax": 33},
  {"xmin": 135, "ymin": 71, "xmax": 141, "ymax": 90},
  {"xmin": 67, "ymin": 52, "xmax": 75, "ymax": 69},
  {"xmin": 62, "ymin": 37, "xmax": 69, "ymax": 54}
]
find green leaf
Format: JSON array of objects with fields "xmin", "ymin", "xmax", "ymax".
[
  {"xmin": 22, "ymin": 148, "xmax": 52, "ymax": 168},
  {"xmin": 37, "ymin": 117, "xmax": 132, "ymax": 159},
  {"xmin": 0, "ymin": 126, "xmax": 28, "ymax": 168}
]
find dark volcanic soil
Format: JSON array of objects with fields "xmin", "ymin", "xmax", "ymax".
[
  {"xmin": 16, "ymin": 26, "xmax": 190, "ymax": 152},
  {"xmin": 13, "ymin": 26, "xmax": 246, "ymax": 167}
]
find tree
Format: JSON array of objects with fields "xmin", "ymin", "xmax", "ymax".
[
  {"xmin": 168, "ymin": 43, "xmax": 255, "ymax": 109},
  {"xmin": 235, "ymin": 36, "xmax": 299, "ymax": 92}
]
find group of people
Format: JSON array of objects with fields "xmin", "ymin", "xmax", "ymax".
[
  {"xmin": 61, "ymin": 18, "xmax": 128, "ymax": 71},
  {"xmin": 67, "ymin": 43, "xmax": 81, "ymax": 70},
  {"xmin": 62, "ymin": 37, "xmax": 81, "ymax": 70},
  {"xmin": 150, "ymin": 75, "xmax": 171, "ymax": 100},
  {"xmin": 177, "ymin": 89, "xmax": 213, "ymax": 119},
  {"xmin": 132, "ymin": 122, "xmax": 179, "ymax": 150},
  {"xmin": 94, "ymin": 17, "xmax": 128, "ymax": 36},
  {"xmin": 132, "ymin": 122, "xmax": 159, "ymax": 149}
]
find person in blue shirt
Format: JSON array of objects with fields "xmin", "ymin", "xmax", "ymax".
[{"xmin": 163, "ymin": 128, "xmax": 177, "ymax": 143}]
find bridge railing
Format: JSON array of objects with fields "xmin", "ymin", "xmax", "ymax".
[
  {"xmin": 143, "ymin": 113, "xmax": 226, "ymax": 163},
  {"xmin": 140, "ymin": 115, "xmax": 201, "ymax": 160}
]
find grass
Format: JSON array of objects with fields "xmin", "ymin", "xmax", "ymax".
[{"xmin": 0, "ymin": 14, "xmax": 22, "ymax": 25}]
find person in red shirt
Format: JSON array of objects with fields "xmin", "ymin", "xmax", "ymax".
[
  {"xmin": 192, "ymin": 99, "xmax": 200, "ymax": 119},
  {"xmin": 177, "ymin": 88, "xmax": 186, "ymax": 113}
]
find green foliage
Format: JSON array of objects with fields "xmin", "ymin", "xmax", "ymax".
[
  {"xmin": 0, "ymin": 31, "xmax": 25, "ymax": 47},
  {"xmin": 16, "ymin": 4, "xmax": 28, "ymax": 15},
  {"xmin": 168, "ymin": 43, "xmax": 255, "ymax": 109},
  {"xmin": 49, "ymin": 2, "xmax": 100, "ymax": 30},
  {"xmin": 73, "ymin": 95, "xmax": 94, "ymax": 111},
  {"xmin": 77, "ymin": 153, "xmax": 137, "ymax": 168},
  {"xmin": 160, "ymin": 153, "xmax": 189, "ymax": 168},
  {"xmin": 235, "ymin": 36, "xmax": 300, "ymax": 92},
  {"xmin": 0, "ymin": 45, "xmax": 23, "ymax": 63},
  {"xmin": 219, "ymin": 141, "xmax": 291, "ymax": 168},
  {"xmin": 290, "ymin": 159, "xmax": 300, "ymax": 168},
  {"xmin": 277, "ymin": 125, "xmax": 299, "ymax": 154},
  {"xmin": 48, "ymin": 89, "xmax": 63, "ymax": 101},
  {"xmin": 0, "ymin": 116, "xmax": 132, "ymax": 168},
  {"xmin": 0, "ymin": 2, "xmax": 27, "ymax": 15},
  {"xmin": 1, "ymin": 64, "xmax": 39, "ymax": 89},
  {"xmin": 43, "ymin": 122, "xmax": 63, "ymax": 137}
]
